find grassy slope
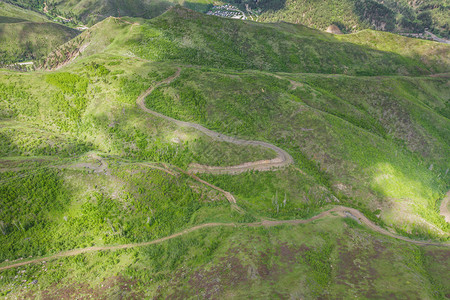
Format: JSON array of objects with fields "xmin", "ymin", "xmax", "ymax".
[
  {"xmin": 0, "ymin": 7, "xmax": 449, "ymax": 298},
  {"xmin": 145, "ymin": 67, "xmax": 449, "ymax": 237},
  {"xmin": 337, "ymin": 29, "xmax": 449, "ymax": 65},
  {"xmin": 0, "ymin": 1, "xmax": 48, "ymax": 22},
  {"xmin": 0, "ymin": 22, "xmax": 79, "ymax": 64},
  {"xmin": 0, "ymin": 2, "xmax": 79, "ymax": 64},
  {"xmin": 2, "ymin": 217, "xmax": 449, "ymax": 298},
  {"xmin": 129, "ymin": 8, "xmax": 448, "ymax": 75},
  {"xmin": 0, "ymin": 53, "xmax": 260, "ymax": 262},
  {"xmin": 0, "ymin": 158, "xmax": 236, "ymax": 260},
  {"xmin": 41, "ymin": 8, "xmax": 449, "ymax": 74}
]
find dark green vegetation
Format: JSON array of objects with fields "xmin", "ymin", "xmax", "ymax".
[
  {"xmin": 372, "ymin": 0, "xmax": 450, "ymax": 37},
  {"xmin": 0, "ymin": 2, "xmax": 79, "ymax": 65},
  {"xmin": 0, "ymin": 162, "xmax": 233, "ymax": 261},
  {"xmin": 0, "ymin": 1, "xmax": 48, "ymax": 22},
  {"xmin": 0, "ymin": 6, "xmax": 449, "ymax": 298},
  {"xmin": 234, "ymin": 0, "xmax": 449, "ymax": 38}
]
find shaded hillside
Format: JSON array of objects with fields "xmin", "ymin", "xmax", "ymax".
[
  {"xmin": 371, "ymin": 0, "xmax": 450, "ymax": 38},
  {"xmin": 5, "ymin": 0, "xmax": 449, "ymax": 38},
  {"xmin": 0, "ymin": 1, "xmax": 48, "ymax": 22},
  {"xmin": 0, "ymin": 22, "xmax": 79, "ymax": 64},
  {"xmin": 234, "ymin": 0, "xmax": 449, "ymax": 38},
  {"xmin": 5, "ymin": 0, "xmax": 216, "ymax": 25},
  {"xmin": 0, "ymin": 2, "xmax": 79, "ymax": 64}
]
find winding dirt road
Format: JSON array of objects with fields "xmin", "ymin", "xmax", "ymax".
[
  {"xmin": 1, "ymin": 205, "xmax": 448, "ymax": 272},
  {"xmin": 136, "ymin": 68, "xmax": 294, "ymax": 174},
  {"xmin": 3, "ymin": 69, "xmax": 448, "ymax": 273}
]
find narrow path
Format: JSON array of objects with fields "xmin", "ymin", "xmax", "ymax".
[
  {"xmin": 440, "ymin": 191, "xmax": 450, "ymax": 223},
  {"xmin": 136, "ymin": 68, "xmax": 294, "ymax": 174},
  {"xmin": 127, "ymin": 162, "xmax": 237, "ymax": 204},
  {"xmin": 173, "ymin": 165, "xmax": 237, "ymax": 204},
  {"xmin": 1, "ymin": 205, "xmax": 448, "ymax": 272},
  {"xmin": 425, "ymin": 31, "xmax": 450, "ymax": 44}
]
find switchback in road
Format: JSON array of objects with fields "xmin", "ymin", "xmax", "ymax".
[{"xmin": 136, "ymin": 68, "xmax": 294, "ymax": 175}]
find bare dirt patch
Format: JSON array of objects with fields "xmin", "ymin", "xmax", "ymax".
[
  {"xmin": 439, "ymin": 191, "xmax": 450, "ymax": 223},
  {"xmin": 167, "ymin": 242, "xmax": 309, "ymax": 299},
  {"xmin": 38, "ymin": 275, "xmax": 142, "ymax": 300}
]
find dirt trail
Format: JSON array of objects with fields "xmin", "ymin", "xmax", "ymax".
[
  {"xmin": 1, "ymin": 205, "xmax": 448, "ymax": 272},
  {"xmin": 440, "ymin": 191, "xmax": 450, "ymax": 223},
  {"xmin": 133, "ymin": 162, "xmax": 237, "ymax": 204},
  {"xmin": 425, "ymin": 31, "xmax": 450, "ymax": 44},
  {"xmin": 246, "ymin": 206, "xmax": 449, "ymax": 246},
  {"xmin": 136, "ymin": 68, "xmax": 293, "ymax": 175},
  {"xmin": 271, "ymin": 73, "xmax": 304, "ymax": 89},
  {"xmin": 173, "ymin": 166, "xmax": 236, "ymax": 204}
]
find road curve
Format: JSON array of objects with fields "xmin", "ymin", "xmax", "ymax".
[
  {"xmin": 2, "ymin": 67, "xmax": 448, "ymax": 274},
  {"xmin": 425, "ymin": 31, "xmax": 450, "ymax": 44},
  {"xmin": 136, "ymin": 68, "xmax": 294, "ymax": 175},
  {"xmin": 1, "ymin": 205, "xmax": 448, "ymax": 272}
]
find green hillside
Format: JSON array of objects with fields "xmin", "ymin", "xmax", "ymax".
[
  {"xmin": 240, "ymin": 0, "xmax": 449, "ymax": 38},
  {"xmin": 371, "ymin": 0, "xmax": 450, "ymax": 37},
  {"xmin": 5, "ymin": 0, "xmax": 449, "ymax": 38},
  {"xmin": 5, "ymin": 0, "xmax": 218, "ymax": 25},
  {"xmin": 0, "ymin": 2, "xmax": 79, "ymax": 65},
  {"xmin": 0, "ymin": 1, "xmax": 48, "ymax": 22},
  {"xmin": 0, "ymin": 7, "xmax": 449, "ymax": 298},
  {"xmin": 0, "ymin": 22, "xmax": 79, "ymax": 64},
  {"xmin": 43, "ymin": 0, "xmax": 208, "ymax": 25},
  {"xmin": 42, "ymin": 9, "xmax": 449, "ymax": 74}
]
